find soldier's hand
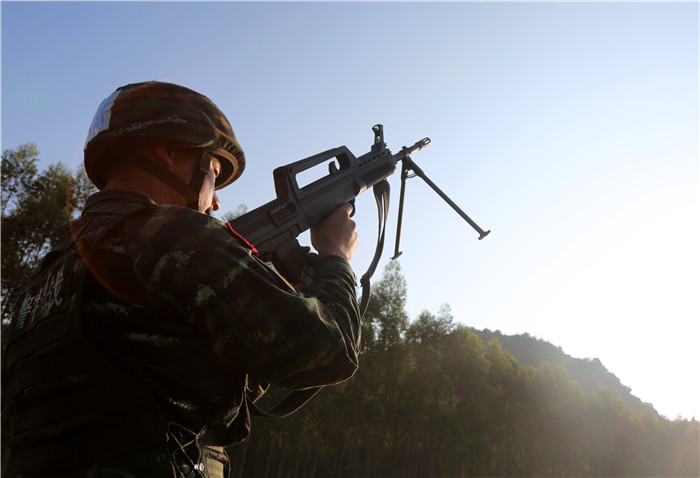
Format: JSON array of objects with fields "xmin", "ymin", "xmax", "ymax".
[{"xmin": 310, "ymin": 203, "xmax": 358, "ymax": 261}]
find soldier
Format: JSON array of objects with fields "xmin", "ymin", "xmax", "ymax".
[{"xmin": 2, "ymin": 81, "xmax": 361, "ymax": 477}]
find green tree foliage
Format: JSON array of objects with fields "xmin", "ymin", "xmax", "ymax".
[
  {"xmin": 362, "ymin": 261, "xmax": 409, "ymax": 351},
  {"xmin": 473, "ymin": 329, "xmax": 654, "ymax": 416},
  {"xmin": 406, "ymin": 304, "xmax": 455, "ymax": 345},
  {"xmin": 221, "ymin": 204, "xmax": 248, "ymax": 223},
  {"xmin": 1, "ymin": 143, "xmax": 39, "ymax": 216},
  {"xmin": 1, "ymin": 144, "xmax": 95, "ymax": 325},
  {"xmin": 229, "ymin": 263, "xmax": 699, "ymax": 478}
]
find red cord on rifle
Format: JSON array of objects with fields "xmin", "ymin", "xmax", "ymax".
[{"xmin": 226, "ymin": 222, "xmax": 259, "ymax": 257}]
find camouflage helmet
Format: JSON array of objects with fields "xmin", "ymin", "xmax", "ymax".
[{"xmin": 84, "ymin": 81, "xmax": 245, "ymax": 190}]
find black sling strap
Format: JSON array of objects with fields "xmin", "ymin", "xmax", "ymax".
[{"xmin": 359, "ymin": 178, "xmax": 391, "ymax": 316}]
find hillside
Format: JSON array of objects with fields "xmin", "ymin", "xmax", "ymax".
[
  {"xmin": 229, "ymin": 321, "xmax": 698, "ymax": 477},
  {"xmin": 472, "ymin": 328, "xmax": 658, "ymax": 417}
]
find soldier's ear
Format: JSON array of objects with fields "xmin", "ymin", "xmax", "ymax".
[{"xmin": 141, "ymin": 145, "xmax": 174, "ymax": 170}]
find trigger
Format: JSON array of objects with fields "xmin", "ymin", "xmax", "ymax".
[{"xmin": 349, "ymin": 199, "xmax": 356, "ymax": 217}]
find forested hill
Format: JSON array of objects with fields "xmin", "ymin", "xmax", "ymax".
[
  {"xmin": 228, "ymin": 262, "xmax": 698, "ymax": 478},
  {"xmin": 472, "ymin": 329, "xmax": 657, "ymax": 417}
]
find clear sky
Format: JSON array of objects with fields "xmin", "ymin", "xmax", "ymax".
[{"xmin": 2, "ymin": 1, "xmax": 698, "ymax": 420}]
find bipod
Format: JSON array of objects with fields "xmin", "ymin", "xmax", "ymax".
[{"xmin": 392, "ymin": 155, "xmax": 490, "ymax": 260}]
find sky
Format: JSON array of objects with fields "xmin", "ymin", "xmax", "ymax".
[{"xmin": 2, "ymin": 1, "xmax": 698, "ymax": 420}]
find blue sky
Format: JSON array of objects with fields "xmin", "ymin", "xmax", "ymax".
[{"xmin": 2, "ymin": 1, "xmax": 699, "ymax": 420}]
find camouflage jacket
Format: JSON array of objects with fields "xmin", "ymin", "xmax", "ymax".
[{"xmin": 74, "ymin": 189, "xmax": 361, "ymax": 445}]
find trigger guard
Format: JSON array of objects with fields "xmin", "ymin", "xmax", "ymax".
[{"xmin": 349, "ymin": 199, "xmax": 356, "ymax": 218}]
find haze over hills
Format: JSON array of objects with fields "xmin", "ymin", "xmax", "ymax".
[{"xmin": 472, "ymin": 329, "xmax": 658, "ymax": 417}]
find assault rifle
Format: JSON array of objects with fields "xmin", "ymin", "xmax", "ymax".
[
  {"xmin": 228, "ymin": 124, "xmax": 489, "ymax": 297},
  {"xmin": 231, "ymin": 124, "xmax": 490, "ymax": 419}
]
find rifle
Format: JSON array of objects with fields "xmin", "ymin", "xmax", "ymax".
[
  {"xmin": 230, "ymin": 124, "xmax": 490, "ymax": 419},
  {"xmin": 228, "ymin": 124, "xmax": 489, "ymax": 304}
]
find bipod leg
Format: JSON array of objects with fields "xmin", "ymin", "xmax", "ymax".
[
  {"xmin": 392, "ymin": 161, "xmax": 411, "ymax": 259},
  {"xmin": 403, "ymin": 157, "xmax": 490, "ymax": 240}
]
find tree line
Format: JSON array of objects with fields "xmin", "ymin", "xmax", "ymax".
[
  {"xmin": 228, "ymin": 261, "xmax": 698, "ymax": 477},
  {"xmin": 2, "ymin": 144, "xmax": 698, "ymax": 477}
]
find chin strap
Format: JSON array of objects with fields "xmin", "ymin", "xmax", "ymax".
[{"xmin": 185, "ymin": 150, "xmax": 214, "ymax": 211}]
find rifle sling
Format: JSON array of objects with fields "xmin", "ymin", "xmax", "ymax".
[{"xmin": 359, "ymin": 179, "xmax": 391, "ymax": 316}]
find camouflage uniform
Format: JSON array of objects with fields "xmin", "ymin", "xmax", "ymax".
[{"xmin": 2, "ymin": 188, "xmax": 360, "ymax": 477}]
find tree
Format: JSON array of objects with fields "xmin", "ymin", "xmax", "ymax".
[
  {"xmin": 1, "ymin": 144, "xmax": 96, "ymax": 325},
  {"xmin": 406, "ymin": 304, "xmax": 455, "ymax": 345},
  {"xmin": 221, "ymin": 204, "xmax": 248, "ymax": 223},
  {"xmin": 1, "ymin": 143, "xmax": 39, "ymax": 216},
  {"xmin": 361, "ymin": 260, "xmax": 408, "ymax": 351}
]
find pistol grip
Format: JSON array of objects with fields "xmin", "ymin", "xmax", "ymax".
[{"xmin": 271, "ymin": 239, "xmax": 314, "ymax": 286}]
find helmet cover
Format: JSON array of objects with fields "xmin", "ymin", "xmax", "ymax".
[{"xmin": 84, "ymin": 81, "xmax": 245, "ymax": 190}]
